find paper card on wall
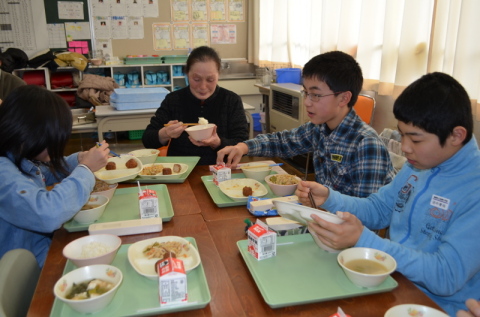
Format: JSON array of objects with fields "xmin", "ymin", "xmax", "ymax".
[
  {"xmin": 144, "ymin": 0, "xmax": 159, "ymax": 18},
  {"xmin": 172, "ymin": 23, "xmax": 191, "ymax": 50},
  {"xmin": 227, "ymin": 0, "xmax": 245, "ymax": 22},
  {"xmin": 128, "ymin": 17, "xmax": 144, "ymax": 39},
  {"xmin": 47, "ymin": 23, "xmax": 67, "ymax": 49},
  {"xmin": 191, "ymin": 23, "xmax": 209, "ymax": 48},
  {"xmin": 95, "ymin": 39, "xmax": 113, "ymax": 58},
  {"xmin": 94, "ymin": 16, "xmax": 111, "ymax": 40},
  {"xmin": 209, "ymin": 0, "xmax": 226, "ymax": 21},
  {"xmin": 153, "ymin": 23, "xmax": 172, "ymax": 50},
  {"xmin": 191, "ymin": 0, "xmax": 208, "ymax": 22},
  {"xmin": 171, "ymin": 0, "xmax": 190, "ymax": 22},
  {"xmin": 58, "ymin": 1, "xmax": 84, "ymax": 20},
  {"xmin": 65, "ymin": 22, "xmax": 92, "ymax": 40}
]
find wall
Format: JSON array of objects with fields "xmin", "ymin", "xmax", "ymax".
[{"xmin": 97, "ymin": 1, "xmax": 249, "ymax": 59}]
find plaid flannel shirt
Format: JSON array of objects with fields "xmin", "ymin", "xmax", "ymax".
[{"xmin": 245, "ymin": 109, "xmax": 395, "ymax": 197}]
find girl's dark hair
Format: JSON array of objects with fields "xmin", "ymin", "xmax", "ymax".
[
  {"xmin": 393, "ymin": 72, "xmax": 473, "ymax": 146},
  {"xmin": 185, "ymin": 46, "xmax": 221, "ymax": 74},
  {"xmin": 302, "ymin": 51, "xmax": 363, "ymax": 108},
  {"xmin": 0, "ymin": 85, "xmax": 73, "ymax": 176}
]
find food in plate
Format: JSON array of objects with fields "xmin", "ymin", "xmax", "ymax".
[
  {"xmin": 218, "ymin": 178, "xmax": 268, "ymax": 202},
  {"xmin": 243, "ymin": 186, "xmax": 253, "ymax": 196},
  {"xmin": 140, "ymin": 164, "xmax": 164, "ymax": 175},
  {"xmin": 173, "ymin": 163, "xmax": 181, "ymax": 173},
  {"xmin": 162, "ymin": 167, "xmax": 172, "ymax": 175},
  {"xmin": 344, "ymin": 258, "xmax": 389, "ymax": 274},
  {"xmin": 143, "ymin": 240, "xmax": 191, "ymax": 260},
  {"xmin": 125, "ymin": 158, "xmax": 138, "ymax": 169},
  {"xmin": 65, "ymin": 279, "xmax": 115, "ymax": 300},
  {"xmin": 128, "ymin": 236, "xmax": 201, "ymax": 279},
  {"xmin": 80, "ymin": 242, "xmax": 113, "ymax": 259},
  {"xmin": 105, "ymin": 162, "xmax": 116, "ymax": 170},
  {"xmin": 269, "ymin": 174, "xmax": 299, "ymax": 185}
]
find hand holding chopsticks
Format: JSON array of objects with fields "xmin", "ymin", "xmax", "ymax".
[
  {"xmin": 96, "ymin": 142, "xmax": 121, "ymax": 157},
  {"xmin": 163, "ymin": 123, "xmax": 200, "ymax": 127},
  {"xmin": 240, "ymin": 163, "xmax": 283, "ymax": 169}
]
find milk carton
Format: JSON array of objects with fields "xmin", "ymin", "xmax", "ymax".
[
  {"xmin": 157, "ymin": 256, "xmax": 188, "ymax": 305},
  {"xmin": 212, "ymin": 164, "xmax": 231, "ymax": 186},
  {"xmin": 138, "ymin": 188, "xmax": 160, "ymax": 219},
  {"xmin": 247, "ymin": 219, "xmax": 276, "ymax": 260}
]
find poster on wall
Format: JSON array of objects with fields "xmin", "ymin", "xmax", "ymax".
[
  {"xmin": 111, "ymin": 16, "xmax": 128, "ymax": 39},
  {"xmin": 210, "ymin": 24, "xmax": 236, "ymax": 44},
  {"xmin": 95, "ymin": 38, "xmax": 113, "ymax": 58},
  {"xmin": 47, "ymin": 24, "xmax": 67, "ymax": 49},
  {"xmin": 57, "ymin": 1, "xmax": 84, "ymax": 20},
  {"xmin": 171, "ymin": 0, "xmax": 190, "ymax": 22},
  {"xmin": 65, "ymin": 22, "xmax": 92, "ymax": 41},
  {"xmin": 191, "ymin": 0, "xmax": 208, "ymax": 22},
  {"xmin": 228, "ymin": 0, "xmax": 244, "ymax": 22},
  {"xmin": 153, "ymin": 23, "xmax": 172, "ymax": 50},
  {"xmin": 93, "ymin": 16, "xmax": 111, "ymax": 39},
  {"xmin": 172, "ymin": 23, "xmax": 191, "ymax": 50},
  {"xmin": 144, "ymin": 0, "xmax": 159, "ymax": 18},
  {"xmin": 191, "ymin": 23, "xmax": 209, "ymax": 48},
  {"xmin": 128, "ymin": 16, "xmax": 144, "ymax": 39},
  {"xmin": 209, "ymin": 0, "xmax": 226, "ymax": 22}
]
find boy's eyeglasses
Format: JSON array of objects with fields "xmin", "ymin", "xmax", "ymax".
[{"xmin": 301, "ymin": 90, "xmax": 344, "ymax": 102}]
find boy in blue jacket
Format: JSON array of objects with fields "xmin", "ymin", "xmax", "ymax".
[{"xmin": 296, "ymin": 72, "xmax": 480, "ymax": 316}]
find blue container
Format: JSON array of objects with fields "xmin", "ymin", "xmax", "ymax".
[
  {"xmin": 251, "ymin": 113, "xmax": 262, "ymax": 132},
  {"xmin": 275, "ymin": 68, "xmax": 302, "ymax": 84}
]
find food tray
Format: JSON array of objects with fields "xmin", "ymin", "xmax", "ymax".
[
  {"xmin": 50, "ymin": 238, "xmax": 211, "ymax": 317},
  {"xmin": 63, "ymin": 185, "xmax": 174, "ymax": 232},
  {"xmin": 237, "ymin": 234, "xmax": 398, "ymax": 308},
  {"xmin": 201, "ymin": 172, "xmax": 280, "ymax": 207},
  {"xmin": 110, "ymin": 87, "xmax": 169, "ymax": 102},
  {"xmin": 125, "ymin": 156, "xmax": 200, "ymax": 184}
]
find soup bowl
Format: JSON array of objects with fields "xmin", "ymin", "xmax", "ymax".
[
  {"xmin": 53, "ymin": 264, "xmax": 123, "ymax": 313},
  {"xmin": 185, "ymin": 123, "xmax": 215, "ymax": 141},
  {"xmin": 73, "ymin": 195, "xmax": 109, "ymax": 224},
  {"xmin": 337, "ymin": 247, "xmax": 396, "ymax": 288}
]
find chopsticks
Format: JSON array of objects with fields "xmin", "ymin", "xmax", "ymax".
[
  {"xmin": 308, "ymin": 190, "xmax": 317, "ymax": 209},
  {"xmin": 163, "ymin": 123, "xmax": 200, "ymax": 127},
  {"xmin": 96, "ymin": 142, "xmax": 121, "ymax": 158}
]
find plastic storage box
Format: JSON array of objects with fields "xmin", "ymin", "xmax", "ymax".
[
  {"xmin": 275, "ymin": 68, "xmax": 302, "ymax": 84},
  {"xmin": 128, "ymin": 130, "xmax": 144, "ymax": 140},
  {"xmin": 110, "ymin": 87, "xmax": 169, "ymax": 110}
]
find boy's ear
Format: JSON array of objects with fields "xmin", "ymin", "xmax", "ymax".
[
  {"xmin": 450, "ymin": 126, "xmax": 467, "ymax": 146},
  {"xmin": 340, "ymin": 91, "xmax": 352, "ymax": 106}
]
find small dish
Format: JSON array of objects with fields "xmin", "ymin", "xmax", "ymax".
[
  {"xmin": 185, "ymin": 123, "xmax": 215, "ymax": 141},
  {"xmin": 218, "ymin": 178, "xmax": 268, "ymax": 202},
  {"xmin": 127, "ymin": 236, "xmax": 201, "ymax": 280},
  {"xmin": 273, "ymin": 200, "xmax": 344, "ymax": 252},
  {"xmin": 138, "ymin": 163, "xmax": 188, "ymax": 179},
  {"xmin": 128, "ymin": 149, "xmax": 159, "ymax": 165},
  {"xmin": 91, "ymin": 181, "xmax": 118, "ymax": 200},
  {"xmin": 53, "ymin": 264, "xmax": 123, "ymax": 314},
  {"xmin": 73, "ymin": 195, "xmax": 109, "ymax": 224},
  {"xmin": 94, "ymin": 155, "xmax": 143, "ymax": 184},
  {"xmin": 384, "ymin": 304, "xmax": 449, "ymax": 317},
  {"xmin": 265, "ymin": 174, "xmax": 301, "ymax": 197},
  {"xmin": 63, "ymin": 234, "xmax": 121, "ymax": 267},
  {"xmin": 240, "ymin": 162, "xmax": 272, "ymax": 182}
]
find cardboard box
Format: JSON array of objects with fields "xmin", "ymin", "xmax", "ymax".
[
  {"xmin": 247, "ymin": 219, "xmax": 276, "ymax": 260},
  {"xmin": 212, "ymin": 164, "xmax": 231, "ymax": 186},
  {"xmin": 158, "ymin": 257, "xmax": 188, "ymax": 305},
  {"xmin": 138, "ymin": 189, "xmax": 160, "ymax": 219}
]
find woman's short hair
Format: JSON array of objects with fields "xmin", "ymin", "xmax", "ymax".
[
  {"xmin": 393, "ymin": 72, "xmax": 473, "ymax": 146},
  {"xmin": 185, "ymin": 46, "xmax": 221, "ymax": 74},
  {"xmin": 0, "ymin": 85, "xmax": 73, "ymax": 176}
]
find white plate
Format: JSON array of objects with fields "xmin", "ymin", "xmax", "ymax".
[
  {"xmin": 273, "ymin": 200, "xmax": 343, "ymax": 225},
  {"xmin": 384, "ymin": 304, "xmax": 449, "ymax": 317},
  {"xmin": 127, "ymin": 236, "xmax": 201, "ymax": 280},
  {"xmin": 218, "ymin": 178, "xmax": 268, "ymax": 202},
  {"xmin": 138, "ymin": 163, "xmax": 188, "ymax": 179},
  {"xmin": 94, "ymin": 155, "xmax": 143, "ymax": 184}
]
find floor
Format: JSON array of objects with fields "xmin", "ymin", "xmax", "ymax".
[{"xmin": 65, "ymin": 131, "xmax": 315, "ymax": 180}]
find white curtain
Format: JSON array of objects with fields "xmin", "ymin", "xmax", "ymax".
[{"xmin": 253, "ymin": 0, "xmax": 480, "ymax": 108}]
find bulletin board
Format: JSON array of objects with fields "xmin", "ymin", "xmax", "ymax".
[{"xmin": 43, "ymin": 0, "xmax": 93, "ymax": 56}]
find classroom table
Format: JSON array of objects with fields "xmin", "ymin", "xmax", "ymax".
[{"xmin": 27, "ymin": 160, "xmax": 446, "ymax": 317}]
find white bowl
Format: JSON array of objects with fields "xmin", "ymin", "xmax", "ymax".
[
  {"xmin": 240, "ymin": 163, "xmax": 272, "ymax": 182},
  {"xmin": 63, "ymin": 234, "xmax": 122, "ymax": 268},
  {"xmin": 94, "ymin": 155, "xmax": 143, "ymax": 184},
  {"xmin": 91, "ymin": 181, "xmax": 118, "ymax": 200},
  {"xmin": 384, "ymin": 304, "xmax": 449, "ymax": 317},
  {"xmin": 53, "ymin": 264, "xmax": 123, "ymax": 314},
  {"xmin": 128, "ymin": 149, "xmax": 159, "ymax": 165},
  {"xmin": 73, "ymin": 195, "xmax": 109, "ymax": 224},
  {"xmin": 127, "ymin": 236, "xmax": 201, "ymax": 280},
  {"xmin": 185, "ymin": 123, "xmax": 215, "ymax": 141},
  {"xmin": 218, "ymin": 178, "xmax": 268, "ymax": 202},
  {"xmin": 264, "ymin": 174, "xmax": 301, "ymax": 197},
  {"xmin": 273, "ymin": 200, "xmax": 344, "ymax": 252},
  {"xmin": 337, "ymin": 247, "xmax": 397, "ymax": 288}
]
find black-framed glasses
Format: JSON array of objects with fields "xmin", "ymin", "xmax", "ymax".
[{"xmin": 301, "ymin": 90, "xmax": 344, "ymax": 102}]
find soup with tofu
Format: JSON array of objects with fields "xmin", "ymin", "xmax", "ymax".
[{"xmin": 344, "ymin": 259, "xmax": 389, "ymax": 274}]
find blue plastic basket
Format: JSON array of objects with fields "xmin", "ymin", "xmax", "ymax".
[{"xmin": 276, "ymin": 68, "xmax": 302, "ymax": 84}]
